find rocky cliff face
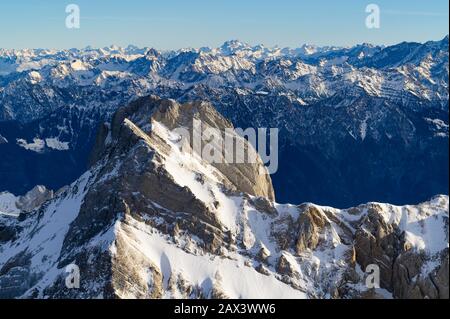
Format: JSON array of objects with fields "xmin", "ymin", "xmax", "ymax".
[{"xmin": 0, "ymin": 96, "xmax": 448, "ymax": 299}]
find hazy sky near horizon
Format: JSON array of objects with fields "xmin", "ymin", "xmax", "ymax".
[{"xmin": 0, "ymin": 0, "xmax": 448, "ymax": 49}]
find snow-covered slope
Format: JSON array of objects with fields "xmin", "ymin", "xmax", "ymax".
[{"xmin": 0, "ymin": 96, "xmax": 448, "ymax": 299}]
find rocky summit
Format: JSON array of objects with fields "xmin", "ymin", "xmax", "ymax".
[{"xmin": 0, "ymin": 96, "xmax": 447, "ymax": 299}]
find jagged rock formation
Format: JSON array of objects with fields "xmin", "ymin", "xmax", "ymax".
[{"xmin": 0, "ymin": 96, "xmax": 448, "ymax": 299}]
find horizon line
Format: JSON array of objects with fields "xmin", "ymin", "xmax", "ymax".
[{"xmin": 0, "ymin": 35, "xmax": 448, "ymax": 52}]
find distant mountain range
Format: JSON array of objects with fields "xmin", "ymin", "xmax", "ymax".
[{"xmin": 0, "ymin": 36, "xmax": 448, "ymax": 207}]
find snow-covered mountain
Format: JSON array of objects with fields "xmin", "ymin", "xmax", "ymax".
[
  {"xmin": 1, "ymin": 96, "xmax": 448, "ymax": 299},
  {"xmin": 0, "ymin": 37, "xmax": 448, "ymax": 207},
  {"xmin": 1, "ymin": 37, "xmax": 447, "ymax": 121}
]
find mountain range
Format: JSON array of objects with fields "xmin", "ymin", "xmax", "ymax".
[{"xmin": 0, "ymin": 37, "xmax": 448, "ymax": 207}]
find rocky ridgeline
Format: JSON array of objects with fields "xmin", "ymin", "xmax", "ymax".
[{"xmin": 0, "ymin": 96, "xmax": 448, "ymax": 299}]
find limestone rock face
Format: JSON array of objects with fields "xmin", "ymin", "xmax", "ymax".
[
  {"xmin": 352, "ymin": 200, "xmax": 450, "ymax": 299},
  {"xmin": 0, "ymin": 96, "xmax": 447, "ymax": 299},
  {"xmin": 351, "ymin": 198, "xmax": 449, "ymax": 299},
  {"xmin": 152, "ymin": 98, "xmax": 276, "ymax": 202},
  {"xmin": 295, "ymin": 205, "xmax": 330, "ymax": 254}
]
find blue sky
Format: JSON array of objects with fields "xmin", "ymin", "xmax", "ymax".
[{"xmin": 0, "ymin": 0, "xmax": 448, "ymax": 49}]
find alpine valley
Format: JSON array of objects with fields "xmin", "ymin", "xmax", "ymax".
[{"xmin": 0, "ymin": 38, "xmax": 448, "ymax": 299}]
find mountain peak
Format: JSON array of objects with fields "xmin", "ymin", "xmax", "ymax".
[
  {"xmin": 94, "ymin": 95, "xmax": 275, "ymax": 201},
  {"xmin": 220, "ymin": 39, "xmax": 250, "ymax": 54}
]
